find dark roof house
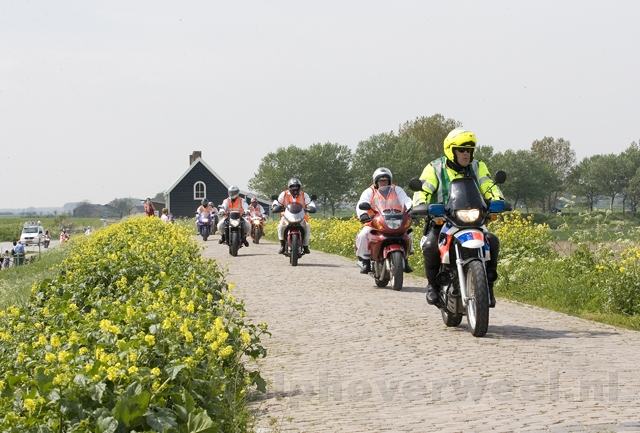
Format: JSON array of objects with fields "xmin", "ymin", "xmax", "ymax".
[{"xmin": 164, "ymin": 151, "xmax": 271, "ymax": 218}]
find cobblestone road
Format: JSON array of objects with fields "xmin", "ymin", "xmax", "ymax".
[{"xmin": 201, "ymin": 237, "xmax": 640, "ymax": 433}]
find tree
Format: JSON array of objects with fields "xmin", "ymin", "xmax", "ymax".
[
  {"xmin": 490, "ymin": 150, "xmax": 556, "ymax": 212},
  {"xmin": 591, "ymin": 154, "xmax": 626, "ymax": 210},
  {"xmin": 567, "ymin": 156, "xmax": 603, "ymax": 211},
  {"xmin": 618, "ymin": 141, "xmax": 640, "ymax": 214},
  {"xmin": 530, "ymin": 137, "xmax": 576, "ymax": 212},
  {"xmin": 351, "ymin": 132, "xmax": 399, "ymax": 195},
  {"xmin": 398, "ymin": 114, "xmax": 461, "ymax": 162},
  {"xmin": 248, "ymin": 145, "xmax": 308, "ymax": 198},
  {"xmin": 304, "ymin": 142, "xmax": 353, "ymax": 216}
]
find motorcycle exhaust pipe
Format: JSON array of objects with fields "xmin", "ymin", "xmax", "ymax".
[{"xmin": 436, "ymin": 272, "xmax": 451, "ymax": 286}]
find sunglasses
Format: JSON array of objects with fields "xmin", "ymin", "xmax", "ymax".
[{"xmin": 455, "ymin": 148, "xmax": 473, "ymax": 154}]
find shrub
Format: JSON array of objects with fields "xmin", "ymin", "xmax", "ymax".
[{"xmin": 0, "ymin": 217, "xmax": 267, "ymax": 432}]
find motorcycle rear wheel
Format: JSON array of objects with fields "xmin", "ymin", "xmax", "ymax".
[
  {"xmin": 465, "ymin": 260, "xmax": 490, "ymax": 337},
  {"xmin": 290, "ymin": 234, "xmax": 299, "ymax": 266},
  {"xmin": 230, "ymin": 232, "xmax": 240, "ymax": 257},
  {"xmin": 390, "ymin": 251, "xmax": 404, "ymax": 291}
]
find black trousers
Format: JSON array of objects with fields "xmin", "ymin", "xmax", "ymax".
[{"xmin": 421, "ymin": 222, "xmax": 500, "ymax": 284}]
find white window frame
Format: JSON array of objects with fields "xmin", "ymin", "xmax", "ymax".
[{"xmin": 194, "ymin": 182, "xmax": 206, "ymax": 200}]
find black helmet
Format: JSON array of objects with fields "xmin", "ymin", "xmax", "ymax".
[{"xmin": 202, "ymin": 199, "xmax": 208, "ymax": 206}]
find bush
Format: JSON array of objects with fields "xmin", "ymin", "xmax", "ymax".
[{"xmin": 0, "ymin": 217, "xmax": 267, "ymax": 431}]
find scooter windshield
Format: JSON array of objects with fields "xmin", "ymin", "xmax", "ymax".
[
  {"xmin": 228, "ymin": 211, "xmax": 242, "ymax": 220},
  {"xmin": 446, "ymin": 178, "xmax": 486, "ymax": 212}
]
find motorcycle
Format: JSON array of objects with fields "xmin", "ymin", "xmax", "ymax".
[
  {"xmin": 357, "ymin": 186, "xmax": 413, "ymax": 291},
  {"xmin": 248, "ymin": 210, "xmax": 265, "ymax": 244},
  {"xmin": 43, "ymin": 234, "xmax": 51, "ymax": 248},
  {"xmin": 272, "ymin": 194, "xmax": 317, "ymax": 267},
  {"xmin": 220, "ymin": 211, "xmax": 246, "ymax": 256},
  {"xmin": 197, "ymin": 211, "xmax": 213, "ymax": 241},
  {"xmin": 409, "ymin": 171, "xmax": 509, "ymax": 338}
]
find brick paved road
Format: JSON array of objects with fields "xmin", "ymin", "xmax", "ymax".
[{"xmin": 201, "ymin": 237, "xmax": 640, "ymax": 433}]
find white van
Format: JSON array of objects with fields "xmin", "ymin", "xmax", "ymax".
[{"xmin": 20, "ymin": 221, "xmax": 45, "ymax": 246}]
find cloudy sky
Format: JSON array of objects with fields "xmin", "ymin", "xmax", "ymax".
[{"xmin": 2, "ymin": 1, "xmax": 639, "ymax": 209}]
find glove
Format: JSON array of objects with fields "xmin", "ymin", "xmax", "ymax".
[{"xmin": 359, "ymin": 213, "xmax": 372, "ymax": 223}]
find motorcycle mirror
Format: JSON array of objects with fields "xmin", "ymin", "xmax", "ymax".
[
  {"xmin": 310, "ymin": 194, "xmax": 317, "ymax": 201},
  {"xmin": 358, "ymin": 202, "xmax": 372, "ymax": 211},
  {"xmin": 245, "ymin": 196, "xmax": 251, "ymax": 204},
  {"xmin": 271, "ymin": 194, "xmax": 279, "ymax": 200},
  {"xmin": 408, "ymin": 178, "xmax": 423, "ymax": 192},
  {"xmin": 494, "ymin": 170, "xmax": 507, "ymax": 184}
]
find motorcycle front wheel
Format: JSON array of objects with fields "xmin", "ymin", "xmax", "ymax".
[
  {"xmin": 230, "ymin": 232, "xmax": 240, "ymax": 257},
  {"xmin": 465, "ymin": 260, "xmax": 490, "ymax": 337},
  {"xmin": 202, "ymin": 226, "xmax": 209, "ymax": 242},
  {"xmin": 389, "ymin": 251, "xmax": 404, "ymax": 291},
  {"xmin": 373, "ymin": 261, "xmax": 389, "ymax": 287},
  {"xmin": 290, "ymin": 234, "xmax": 299, "ymax": 267},
  {"xmin": 253, "ymin": 227, "xmax": 261, "ymax": 244}
]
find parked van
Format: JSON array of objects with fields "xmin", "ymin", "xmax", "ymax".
[{"xmin": 20, "ymin": 221, "xmax": 45, "ymax": 246}]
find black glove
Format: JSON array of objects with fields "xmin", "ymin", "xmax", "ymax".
[{"xmin": 359, "ymin": 213, "xmax": 372, "ymax": 223}]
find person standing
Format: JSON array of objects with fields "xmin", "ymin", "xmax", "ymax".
[{"xmin": 144, "ymin": 198, "xmax": 156, "ymax": 217}]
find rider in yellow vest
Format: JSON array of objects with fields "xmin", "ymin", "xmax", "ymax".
[
  {"xmin": 414, "ymin": 129, "xmax": 503, "ymax": 308},
  {"xmin": 217, "ymin": 186, "xmax": 251, "ymax": 246},
  {"xmin": 272, "ymin": 178, "xmax": 316, "ymax": 254}
]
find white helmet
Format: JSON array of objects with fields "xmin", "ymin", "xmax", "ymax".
[
  {"xmin": 372, "ymin": 167, "xmax": 392, "ymax": 186},
  {"xmin": 228, "ymin": 185, "xmax": 240, "ymax": 199}
]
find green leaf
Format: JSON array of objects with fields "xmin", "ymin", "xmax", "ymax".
[
  {"xmin": 96, "ymin": 416, "xmax": 119, "ymax": 433},
  {"xmin": 113, "ymin": 390, "xmax": 151, "ymax": 427},
  {"xmin": 166, "ymin": 363, "xmax": 186, "ymax": 380},
  {"xmin": 250, "ymin": 371, "xmax": 267, "ymax": 393},
  {"xmin": 186, "ymin": 410, "xmax": 219, "ymax": 433},
  {"xmin": 145, "ymin": 407, "xmax": 178, "ymax": 432}
]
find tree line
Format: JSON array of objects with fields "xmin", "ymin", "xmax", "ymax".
[{"xmin": 248, "ymin": 114, "xmax": 640, "ymax": 216}]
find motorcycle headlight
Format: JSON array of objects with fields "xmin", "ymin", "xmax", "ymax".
[
  {"xmin": 286, "ymin": 215, "xmax": 303, "ymax": 224},
  {"xmin": 456, "ymin": 209, "xmax": 480, "ymax": 223},
  {"xmin": 386, "ymin": 219, "xmax": 402, "ymax": 230},
  {"xmin": 201, "ymin": 218, "xmax": 209, "ymax": 223},
  {"xmin": 230, "ymin": 219, "xmax": 240, "ymax": 227}
]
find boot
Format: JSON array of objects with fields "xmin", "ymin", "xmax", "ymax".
[
  {"xmin": 278, "ymin": 240, "xmax": 286, "ymax": 254},
  {"xmin": 243, "ymin": 237, "xmax": 249, "ymax": 247},
  {"xmin": 426, "ymin": 283, "xmax": 441, "ymax": 305},
  {"xmin": 360, "ymin": 259, "xmax": 371, "ymax": 274},
  {"xmin": 303, "ymin": 245, "xmax": 310, "ymax": 254},
  {"xmin": 218, "ymin": 234, "xmax": 225, "ymax": 244},
  {"xmin": 404, "ymin": 259, "xmax": 413, "ymax": 273}
]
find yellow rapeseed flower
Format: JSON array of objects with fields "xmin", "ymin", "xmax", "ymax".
[
  {"xmin": 23, "ymin": 398, "xmax": 37, "ymax": 413},
  {"xmin": 45, "ymin": 352, "xmax": 56, "ymax": 363},
  {"xmin": 144, "ymin": 334, "xmax": 156, "ymax": 346},
  {"xmin": 151, "ymin": 367, "xmax": 161, "ymax": 376}
]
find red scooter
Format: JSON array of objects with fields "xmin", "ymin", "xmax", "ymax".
[{"xmin": 358, "ymin": 186, "xmax": 413, "ymax": 291}]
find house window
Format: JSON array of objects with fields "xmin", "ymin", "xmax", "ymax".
[{"xmin": 194, "ymin": 182, "xmax": 206, "ymax": 200}]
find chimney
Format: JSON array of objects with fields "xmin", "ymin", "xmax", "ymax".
[{"xmin": 189, "ymin": 151, "xmax": 202, "ymax": 165}]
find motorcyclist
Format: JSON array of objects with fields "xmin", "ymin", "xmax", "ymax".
[
  {"xmin": 272, "ymin": 178, "xmax": 316, "ymax": 254},
  {"xmin": 217, "ymin": 186, "xmax": 251, "ymax": 246},
  {"xmin": 413, "ymin": 129, "xmax": 503, "ymax": 307},
  {"xmin": 196, "ymin": 198, "xmax": 214, "ymax": 232},
  {"xmin": 248, "ymin": 197, "xmax": 266, "ymax": 236},
  {"xmin": 60, "ymin": 229, "xmax": 70, "ymax": 243},
  {"xmin": 356, "ymin": 167, "xmax": 414, "ymax": 274}
]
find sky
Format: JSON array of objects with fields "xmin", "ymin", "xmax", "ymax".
[{"xmin": 2, "ymin": 1, "xmax": 639, "ymax": 209}]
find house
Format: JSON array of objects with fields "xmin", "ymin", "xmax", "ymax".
[
  {"xmin": 164, "ymin": 151, "xmax": 271, "ymax": 218},
  {"xmin": 73, "ymin": 203, "xmax": 122, "ymax": 218}
]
